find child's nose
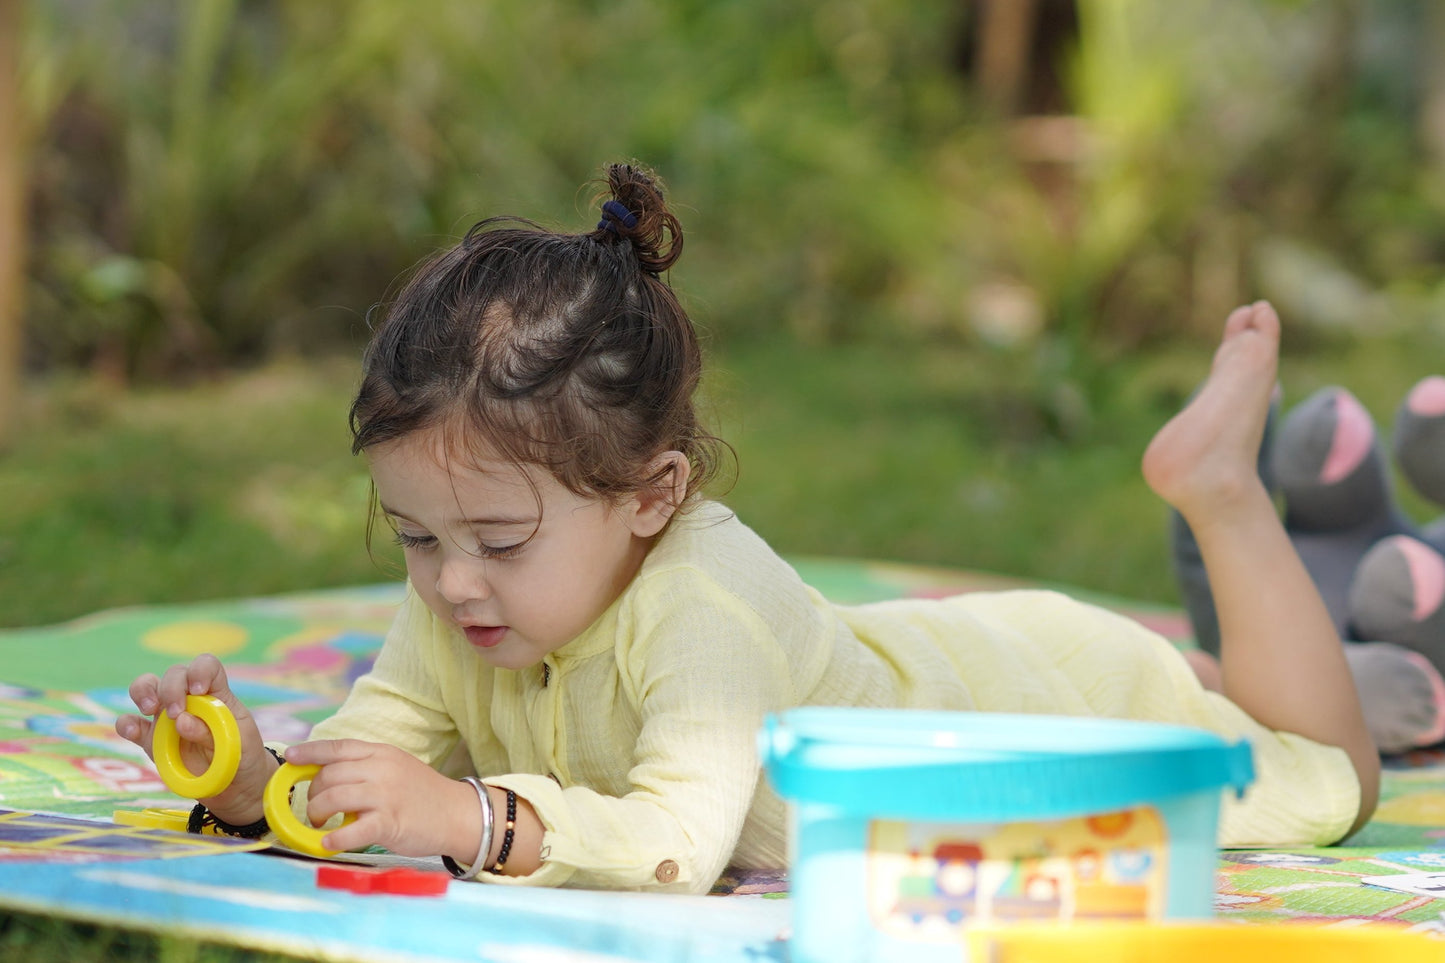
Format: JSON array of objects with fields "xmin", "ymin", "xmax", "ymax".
[{"xmin": 435, "ymin": 554, "xmax": 489, "ymax": 605}]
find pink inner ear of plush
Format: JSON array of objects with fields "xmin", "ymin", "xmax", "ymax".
[
  {"xmin": 1408, "ymin": 376, "xmax": 1445, "ymax": 417},
  {"xmin": 1392, "ymin": 535, "xmax": 1445, "ymax": 622},
  {"xmin": 1320, "ymin": 390, "xmax": 1374, "ymax": 485},
  {"xmin": 1402, "ymin": 649, "xmax": 1445, "ymax": 747}
]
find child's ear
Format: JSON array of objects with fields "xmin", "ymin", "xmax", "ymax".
[{"xmin": 626, "ymin": 451, "xmax": 692, "ymax": 537}]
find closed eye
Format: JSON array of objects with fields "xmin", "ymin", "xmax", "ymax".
[{"xmin": 393, "ymin": 531, "xmax": 437, "ymax": 551}]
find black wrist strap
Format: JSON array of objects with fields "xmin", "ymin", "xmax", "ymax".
[{"xmin": 186, "ymin": 746, "xmax": 285, "ymax": 838}]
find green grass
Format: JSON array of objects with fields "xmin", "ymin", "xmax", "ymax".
[
  {"xmin": 0, "ymin": 910, "xmax": 302, "ymax": 962},
  {"xmin": 1, "ymin": 357, "xmax": 396, "ymax": 628},
  {"xmin": 713, "ymin": 337, "xmax": 1180, "ymax": 601}
]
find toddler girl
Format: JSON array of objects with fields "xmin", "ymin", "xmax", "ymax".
[{"xmin": 116, "ymin": 163, "xmax": 1379, "ymax": 894}]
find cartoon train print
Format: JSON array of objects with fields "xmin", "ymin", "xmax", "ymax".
[{"xmin": 870, "ymin": 807, "xmax": 1167, "ymax": 938}]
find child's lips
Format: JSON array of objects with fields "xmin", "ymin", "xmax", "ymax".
[{"xmin": 463, "ymin": 625, "xmax": 508, "ymax": 649}]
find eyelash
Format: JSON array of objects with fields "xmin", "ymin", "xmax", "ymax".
[
  {"xmin": 392, "ymin": 531, "xmax": 435, "ymax": 551},
  {"xmin": 391, "ymin": 530, "xmax": 524, "ymax": 560}
]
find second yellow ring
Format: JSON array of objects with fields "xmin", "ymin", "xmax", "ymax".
[{"xmin": 264, "ymin": 762, "xmax": 357, "ymax": 857}]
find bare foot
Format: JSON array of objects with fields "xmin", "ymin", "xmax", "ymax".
[{"xmin": 1142, "ymin": 301, "xmax": 1281, "ymax": 520}]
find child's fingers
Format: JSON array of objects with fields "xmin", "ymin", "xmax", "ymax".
[
  {"xmin": 155, "ymin": 655, "xmax": 250, "ymax": 732},
  {"xmin": 113, "ymin": 712, "xmax": 155, "ymax": 752},
  {"xmin": 172, "ymin": 710, "xmax": 218, "ymax": 748},
  {"xmin": 318, "ymin": 814, "xmax": 375, "ymax": 855},
  {"xmin": 128, "ymin": 674, "xmax": 161, "ymax": 716},
  {"xmin": 157, "ymin": 664, "xmax": 195, "ymax": 718},
  {"xmin": 185, "ymin": 653, "xmax": 229, "ymax": 698},
  {"xmin": 284, "ymin": 738, "xmax": 374, "ymax": 767},
  {"xmin": 303, "ymin": 758, "xmax": 378, "ymax": 803},
  {"xmin": 304, "ymin": 783, "xmax": 353, "ymax": 829},
  {"xmin": 184, "ymin": 654, "xmax": 259, "ymax": 730}
]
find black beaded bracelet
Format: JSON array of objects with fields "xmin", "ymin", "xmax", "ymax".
[
  {"xmin": 488, "ymin": 789, "xmax": 517, "ymax": 874},
  {"xmin": 186, "ymin": 746, "xmax": 285, "ymax": 838}
]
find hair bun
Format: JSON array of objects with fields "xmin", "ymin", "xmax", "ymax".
[{"xmin": 598, "ymin": 163, "xmax": 683, "ymax": 275}]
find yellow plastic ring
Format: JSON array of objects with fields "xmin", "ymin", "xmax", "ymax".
[
  {"xmin": 152, "ymin": 694, "xmax": 242, "ymax": 800},
  {"xmin": 263, "ymin": 762, "xmax": 357, "ymax": 858}
]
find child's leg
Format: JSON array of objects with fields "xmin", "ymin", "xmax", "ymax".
[
  {"xmin": 1169, "ymin": 392, "xmax": 1278, "ymax": 658},
  {"xmin": 1141, "ymin": 301, "xmax": 1379, "ymax": 834}
]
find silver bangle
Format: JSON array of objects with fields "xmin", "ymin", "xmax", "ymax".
[{"xmin": 441, "ymin": 776, "xmax": 494, "ymax": 880}]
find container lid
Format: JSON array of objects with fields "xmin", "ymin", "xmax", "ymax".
[{"xmin": 760, "ymin": 707, "xmax": 1255, "ymax": 821}]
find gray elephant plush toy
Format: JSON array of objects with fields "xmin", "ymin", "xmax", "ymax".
[{"xmin": 1172, "ymin": 377, "xmax": 1445, "ymax": 754}]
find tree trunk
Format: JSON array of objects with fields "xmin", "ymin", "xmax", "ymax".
[
  {"xmin": 1423, "ymin": 3, "xmax": 1445, "ymax": 169},
  {"xmin": 0, "ymin": 0, "xmax": 26, "ymax": 451},
  {"xmin": 975, "ymin": 0, "xmax": 1039, "ymax": 115}
]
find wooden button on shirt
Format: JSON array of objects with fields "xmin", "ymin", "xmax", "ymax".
[{"xmin": 654, "ymin": 860, "xmax": 679, "ymax": 884}]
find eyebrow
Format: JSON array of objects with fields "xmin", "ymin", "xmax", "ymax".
[{"xmin": 379, "ymin": 504, "xmax": 539, "ymax": 528}]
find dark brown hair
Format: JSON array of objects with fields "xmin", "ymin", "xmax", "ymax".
[{"xmin": 350, "ymin": 163, "xmax": 727, "ymax": 511}]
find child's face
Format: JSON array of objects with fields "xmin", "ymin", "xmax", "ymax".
[{"xmin": 367, "ymin": 430, "xmax": 661, "ymax": 670}]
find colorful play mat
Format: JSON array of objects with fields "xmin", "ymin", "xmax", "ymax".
[{"xmin": 3, "ymin": 559, "xmax": 1445, "ymax": 959}]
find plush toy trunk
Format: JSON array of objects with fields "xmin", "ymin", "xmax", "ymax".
[{"xmin": 759, "ymin": 707, "xmax": 1255, "ymax": 963}]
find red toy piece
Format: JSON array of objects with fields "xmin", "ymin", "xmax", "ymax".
[{"xmin": 316, "ymin": 864, "xmax": 451, "ymax": 897}]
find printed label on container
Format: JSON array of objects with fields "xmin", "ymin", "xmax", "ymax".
[{"xmin": 867, "ymin": 807, "xmax": 1168, "ymax": 941}]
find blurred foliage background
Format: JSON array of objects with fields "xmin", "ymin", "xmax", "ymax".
[{"xmin": 7, "ymin": 0, "xmax": 1445, "ymax": 631}]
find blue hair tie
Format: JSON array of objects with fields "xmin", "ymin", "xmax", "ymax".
[{"xmin": 598, "ymin": 199, "xmax": 639, "ymax": 234}]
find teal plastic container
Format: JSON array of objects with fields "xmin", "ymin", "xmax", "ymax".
[{"xmin": 760, "ymin": 707, "xmax": 1255, "ymax": 963}]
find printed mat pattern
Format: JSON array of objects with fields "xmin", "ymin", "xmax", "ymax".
[{"xmin": 3, "ymin": 559, "xmax": 1445, "ymax": 944}]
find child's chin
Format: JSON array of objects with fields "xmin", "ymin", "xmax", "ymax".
[{"xmin": 478, "ymin": 645, "xmax": 540, "ymax": 672}]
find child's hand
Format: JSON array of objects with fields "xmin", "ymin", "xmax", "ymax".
[
  {"xmin": 114, "ymin": 653, "xmax": 277, "ymax": 823},
  {"xmin": 284, "ymin": 739, "xmax": 482, "ymax": 860}
]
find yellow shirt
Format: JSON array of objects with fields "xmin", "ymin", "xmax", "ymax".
[{"xmin": 307, "ymin": 502, "xmax": 1359, "ymax": 894}]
